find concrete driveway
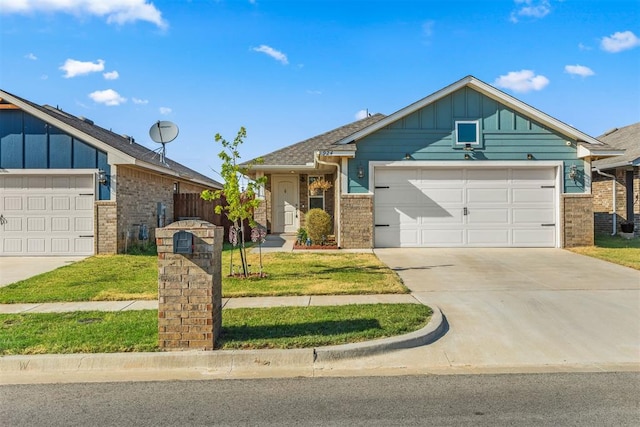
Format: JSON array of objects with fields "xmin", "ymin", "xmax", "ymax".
[
  {"xmin": 322, "ymin": 248, "xmax": 640, "ymax": 374},
  {"xmin": 0, "ymin": 257, "xmax": 87, "ymax": 287}
]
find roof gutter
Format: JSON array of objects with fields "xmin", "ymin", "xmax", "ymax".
[
  {"xmin": 314, "ymin": 152, "xmax": 341, "ymax": 248},
  {"xmin": 594, "ymin": 168, "xmax": 618, "ymax": 235}
]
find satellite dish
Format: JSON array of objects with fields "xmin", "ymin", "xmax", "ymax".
[{"xmin": 149, "ymin": 121, "xmax": 179, "ymax": 144}]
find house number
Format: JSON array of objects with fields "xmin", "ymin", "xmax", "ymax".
[{"xmin": 320, "ymin": 150, "xmax": 334, "ymax": 156}]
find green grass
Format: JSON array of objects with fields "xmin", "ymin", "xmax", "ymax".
[
  {"xmin": 0, "ymin": 304, "xmax": 432, "ymax": 355},
  {"xmin": 0, "ymin": 250, "xmax": 407, "ymax": 303},
  {"xmin": 568, "ymin": 234, "xmax": 640, "ymax": 270}
]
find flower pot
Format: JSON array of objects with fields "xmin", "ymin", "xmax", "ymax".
[{"xmin": 620, "ymin": 223, "xmax": 634, "ymax": 233}]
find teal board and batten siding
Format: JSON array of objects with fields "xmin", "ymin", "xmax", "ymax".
[
  {"xmin": 0, "ymin": 109, "xmax": 111, "ymax": 200},
  {"xmin": 348, "ymin": 87, "xmax": 583, "ymax": 193}
]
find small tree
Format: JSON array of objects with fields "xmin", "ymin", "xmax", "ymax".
[
  {"xmin": 305, "ymin": 208, "xmax": 332, "ymax": 245},
  {"xmin": 201, "ymin": 127, "xmax": 266, "ymax": 277}
]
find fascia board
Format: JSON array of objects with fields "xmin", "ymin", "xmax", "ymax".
[
  {"xmin": 577, "ymin": 144, "xmax": 624, "ymax": 159},
  {"xmin": 335, "ymin": 76, "xmax": 603, "ymax": 147},
  {"xmin": 1, "ymin": 91, "xmax": 137, "ymax": 165}
]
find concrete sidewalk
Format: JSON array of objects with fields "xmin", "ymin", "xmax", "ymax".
[{"xmin": 0, "ymin": 294, "xmax": 419, "ymax": 314}]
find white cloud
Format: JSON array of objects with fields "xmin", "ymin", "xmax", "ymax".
[
  {"xmin": 132, "ymin": 97, "xmax": 148, "ymax": 105},
  {"xmin": 252, "ymin": 45, "xmax": 288, "ymax": 65},
  {"xmin": 159, "ymin": 107, "xmax": 172, "ymax": 115},
  {"xmin": 564, "ymin": 64, "xmax": 595, "ymax": 77},
  {"xmin": 103, "ymin": 70, "xmax": 119, "ymax": 80},
  {"xmin": 355, "ymin": 110, "xmax": 370, "ymax": 120},
  {"xmin": 601, "ymin": 31, "xmax": 640, "ymax": 53},
  {"xmin": 0, "ymin": 0, "xmax": 167, "ymax": 29},
  {"xmin": 422, "ymin": 20, "xmax": 435, "ymax": 37},
  {"xmin": 89, "ymin": 89, "xmax": 126, "ymax": 106},
  {"xmin": 60, "ymin": 58, "xmax": 105, "ymax": 78},
  {"xmin": 578, "ymin": 43, "xmax": 592, "ymax": 51},
  {"xmin": 493, "ymin": 70, "xmax": 549, "ymax": 93},
  {"xmin": 510, "ymin": 0, "xmax": 551, "ymax": 23},
  {"xmin": 25, "ymin": 53, "xmax": 37, "ymax": 60},
  {"xmin": 306, "ymin": 89, "xmax": 322, "ymax": 95}
]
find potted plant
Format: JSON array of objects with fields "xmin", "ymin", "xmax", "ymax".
[
  {"xmin": 308, "ymin": 177, "xmax": 332, "ymax": 195},
  {"xmin": 620, "ymin": 222, "xmax": 635, "ymax": 233}
]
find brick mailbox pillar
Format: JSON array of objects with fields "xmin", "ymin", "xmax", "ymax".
[{"xmin": 156, "ymin": 220, "xmax": 223, "ymax": 350}]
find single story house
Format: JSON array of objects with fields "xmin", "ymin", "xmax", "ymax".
[
  {"xmin": 243, "ymin": 75, "xmax": 621, "ymax": 249},
  {"xmin": 0, "ymin": 89, "xmax": 222, "ymax": 256},
  {"xmin": 592, "ymin": 122, "xmax": 639, "ymax": 236}
]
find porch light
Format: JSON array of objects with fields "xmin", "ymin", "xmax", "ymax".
[
  {"xmin": 98, "ymin": 169, "xmax": 107, "ymax": 184},
  {"xmin": 463, "ymin": 143, "xmax": 474, "ymax": 151},
  {"xmin": 404, "ymin": 153, "xmax": 412, "ymax": 160},
  {"xmin": 357, "ymin": 164, "xmax": 365, "ymax": 179},
  {"xmin": 527, "ymin": 153, "xmax": 534, "ymax": 160},
  {"xmin": 569, "ymin": 165, "xmax": 578, "ymax": 181},
  {"xmin": 464, "ymin": 153, "xmax": 471, "ymax": 160}
]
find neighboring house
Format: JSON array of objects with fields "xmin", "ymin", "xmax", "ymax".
[
  {"xmin": 592, "ymin": 122, "xmax": 639, "ymax": 236},
  {"xmin": 0, "ymin": 89, "xmax": 222, "ymax": 256},
  {"xmin": 243, "ymin": 75, "xmax": 621, "ymax": 249}
]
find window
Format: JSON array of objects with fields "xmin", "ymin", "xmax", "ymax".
[
  {"xmin": 308, "ymin": 175, "xmax": 325, "ymax": 211},
  {"xmin": 455, "ymin": 120, "xmax": 480, "ymax": 146}
]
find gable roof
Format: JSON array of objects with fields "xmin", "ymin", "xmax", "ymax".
[
  {"xmin": 335, "ymin": 75, "xmax": 606, "ymax": 150},
  {"xmin": 593, "ymin": 122, "xmax": 640, "ymax": 169},
  {"xmin": 0, "ymin": 89, "xmax": 222, "ymax": 189},
  {"xmin": 244, "ymin": 113, "xmax": 386, "ymax": 167}
]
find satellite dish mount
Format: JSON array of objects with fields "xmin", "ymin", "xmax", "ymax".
[{"xmin": 149, "ymin": 121, "xmax": 179, "ymax": 165}]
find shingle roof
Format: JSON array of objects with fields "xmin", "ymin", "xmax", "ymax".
[
  {"xmin": 593, "ymin": 122, "xmax": 640, "ymax": 169},
  {"xmin": 0, "ymin": 89, "xmax": 222, "ymax": 188},
  {"xmin": 245, "ymin": 113, "xmax": 386, "ymax": 166}
]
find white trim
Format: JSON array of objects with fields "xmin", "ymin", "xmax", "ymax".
[
  {"xmin": 341, "ymin": 158, "xmax": 349, "ymax": 195},
  {"xmin": 577, "ymin": 145, "xmax": 623, "ymax": 159},
  {"xmin": 368, "ymin": 161, "xmax": 564, "ymax": 248},
  {"xmin": 271, "ymin": 174, "xmax": 300, "ymax": 233},
  {"xmin": 335, "ymin": 76, "xmax": 604, "ymax": 147},
  {"xmin": 0, "ymin": 168, "xmax": 97, "ymax": 175},
  {"xmin": 454, "ymin": 120, "xmax": 480, "ymax": 145}
]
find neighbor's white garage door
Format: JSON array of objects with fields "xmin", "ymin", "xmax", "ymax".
[
  {"xmin": 374, "ymin": 167, "xmax": 557, "ymax": 247},
  {"xmin": 0, "ymin": 174, "xmax": 95, "ymax": 256}
]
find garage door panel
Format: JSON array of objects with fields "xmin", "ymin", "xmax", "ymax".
[
  {"xmin": 513, "ymin": 228, "xmax": 556, "ymax": 246},
  {"xmin": 513, "ymin": 188, "xmax": 554, "ymax": 203},
  {"xmin": 0, "ymin": 174, "xmax": 95, "ymax": 256},
  {"xmin": 421, "ymin": 229, "xmax": 464, "ymax": 245},
  {"xmin": 467, "ymin": 229, "xmax": 510, "ymax": 246},
  {"xmin": 374, "ymin": 166, "xmax": 557, "ymax": 248},
  {"xmin": 513, "ymin": 208, "xmax": 555, "ymax": 224},
  {"xmin": 467, "ymin": 188, "xmax": 509, "ymax": 203}
]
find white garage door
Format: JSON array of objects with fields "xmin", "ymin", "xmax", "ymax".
[
  {"xmin": 374, "ymin": 167, "xmax": 557, "ymax": 247},
  {"xmin": 0, "ymin": 174, "xmax": 95, "ymax": 256}
]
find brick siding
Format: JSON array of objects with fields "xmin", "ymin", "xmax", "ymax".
[
  {"xmin": 592, "ymin": 167, "xmax": 639, "ymax": 236},
  {"xmin": 340, "ymin": 194, "xmax": 373, "ymax": 248},
  {"xmin": 562, "ymin": 194, "xmax": 594, "ymax": 247},
  {"xmin": 94, "ymin": 201, "xmax": 117, "ymax": 254}
]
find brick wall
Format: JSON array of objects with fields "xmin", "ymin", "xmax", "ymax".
[
  {"xmin": 340, "ymin": 194, "xmax": 373, "ymax": 248},
  {"xmin": 562, "ymin": 194, "xmax": 594, "ymax": 247},
  {"xmin": 592, "ymin": 169, "xmax": 627, "ymax": 234},
  {"xmin": 299, "ymin": 173, "xmax": 335, "ymax": 233},
  {"xmin": 156, "ymin": 220, "xmax": 223, "ymax": 350},
  {"xmin": 94, "ymin": 201, "xmax": 117, "ymax": 254},
  {"xmin": 114, "ymin": 165, "xmax": 214, "ymax": 253}
]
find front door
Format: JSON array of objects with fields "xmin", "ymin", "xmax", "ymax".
[{"xmin": 272, "ymin": 175, "xmax": 299, "ymax": 233}]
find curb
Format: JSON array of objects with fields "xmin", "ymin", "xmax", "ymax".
[{"xmin": 0, "ymin": 307, "xmax": 444, "ymax": 376}]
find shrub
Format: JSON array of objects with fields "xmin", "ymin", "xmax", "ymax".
[
  {"xmin": 296, "ymin": 228, "xmax": 308, "ymax": 245},
  {"xmin": 305, "ymin": 209, "xmax": 332, "ymax": 244}
]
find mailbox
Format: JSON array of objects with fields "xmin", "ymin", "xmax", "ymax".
[{"xmin": 173, "ymin": 230, "xmax": 193, "ymax": 254}]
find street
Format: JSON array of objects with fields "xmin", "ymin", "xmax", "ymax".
[{"xmin": 1, "ymin": 372, "xmax": 638, "ymax": 426}]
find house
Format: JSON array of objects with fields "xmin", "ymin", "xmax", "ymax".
[
  {"xmin": 592, "ymin": 122, "xmax": 639, "ymax": 236},
  {"xmin": 243, "ymin": 75, "xmax": 621, "ymax": 249},
  {"xmin": 0, "ymin": 89, "xmax": 222, "ymax": 256}
]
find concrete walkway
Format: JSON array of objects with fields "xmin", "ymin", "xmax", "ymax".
[{"xmin": 0, "ymin": 294, "xmax": 418, "ymax": 314}]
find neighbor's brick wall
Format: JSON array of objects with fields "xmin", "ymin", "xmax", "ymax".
[
  {"xmin": 156, "ymin": 220, "xmax": 223, "ymax": 351},
  {"xmin": 94, "ymin": 201, "xmax": 117, "ymax": 254},
  {"xmin": 115, "ymin": 165, "xmax": 213, "ymax": 252},
  {"xmin": 340, "ymin": 194, "xmax": 373, "ymax": 248},
  {"xmin": 255, "ymin": 176, "xmax": 272, "ymax": 232},
  {"xmin": 562, "ymin": 194, "xmax": 594, "ymax": 247},
  {"xmin": 592, "ymin": 167, "xmax": 639, "ymax": 235}
]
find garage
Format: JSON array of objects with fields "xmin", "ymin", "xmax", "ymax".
[
  {"xmin": 374, "ymin": 166, "xmax": 559, "ymax": 248},
  {"xmin": 0, "ymin": 173, "xmax": 95, "ymax": 256}
]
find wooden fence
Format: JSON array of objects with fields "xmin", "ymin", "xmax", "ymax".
[{"xmin": 173, "ymin": 193, "xmax": 230, "ymax": 237}]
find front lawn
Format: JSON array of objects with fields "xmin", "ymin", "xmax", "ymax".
[
  {"xmin": 0, "ymin": 304, "xmax": 431, "ymax": 355},
  {"xmin": 568, "ymin": 234, "xmax": 640, "ymax": 270},
  {"xmin": 0, "ymin": 251, "xmax": 407, "ymax": 303}
]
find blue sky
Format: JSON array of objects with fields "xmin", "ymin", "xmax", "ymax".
[{"xmin": 1, "ymin": 0, "xmax": 639, "ymax": 180}]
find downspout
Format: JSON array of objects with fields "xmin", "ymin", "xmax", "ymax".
[
  {"xmin": 314, "ymin": 152, "xmax": 341, "ymax": 248},
  {"xmin": 595, "ymin": 168, "xmax": 617, "ymax": 235}
]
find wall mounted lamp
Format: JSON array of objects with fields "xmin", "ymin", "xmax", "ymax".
[
  {"xmin": 569, "ymin": 165, "xmax": 578, "ymax": 181},
  {"xmin": 527, "ymin": 153, "xmax": 534, "ymax": 160},
  {"xmin": 463, "ymin": 143, "xmax": 474, "ymax": 151},
  {"xmin": 98, "ymin": 169, "xmax": 107, "ymax": 184},
  {"xmin": 357, "ymin": 164, "xmax": 365, "ymax": 179},
  {"xmin": 464, "ymin": 153, "xmax": 471, "ymax": 160},
  {"xmin": 404, "ymin": 153, "xmax": 412, "ymax": 160}
]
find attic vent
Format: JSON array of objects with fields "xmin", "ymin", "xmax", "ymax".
[
  {"xmin": 78, "ymin": 116, "xmax": 94, "ymax": 125},
  {"xmin": 121, "ymin": 134, "xmax": 135, "ymax": 144},
  {"xmin": 604, "ymin": 127, "xmax": 619, "ymax": 136}
]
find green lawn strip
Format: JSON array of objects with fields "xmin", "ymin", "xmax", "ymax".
[
  {"xmin": 0, "ymin": 251, "xmax": 407, "ymax": 304},
  {"xmin": 568, "ymin": 234, "xmax": 640, "ymax": 270},
  {"xmin": 0, "ymin": 304, "xmax": 431, "ymax": 355}
]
